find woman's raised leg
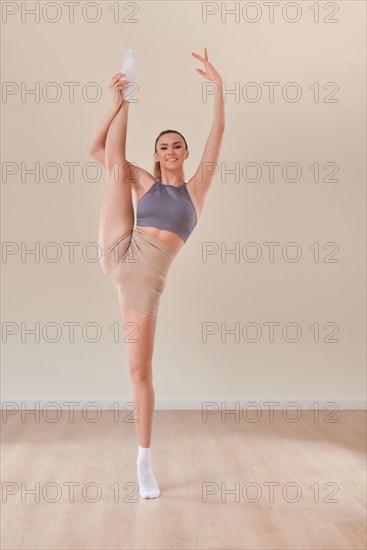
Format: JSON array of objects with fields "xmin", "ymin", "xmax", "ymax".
[{"xmin": 98, "ymin": 101, "xmax": 135, "ymax": 252}]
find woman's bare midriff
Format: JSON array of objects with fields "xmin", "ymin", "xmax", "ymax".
[{"xmin": 134, "ymin": 225, "xmax": 185, "ymax": 253}]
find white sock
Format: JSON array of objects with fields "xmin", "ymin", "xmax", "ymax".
[{"xmin": 136, "ymin": 445, "xmax": 160, "ymax": 499}]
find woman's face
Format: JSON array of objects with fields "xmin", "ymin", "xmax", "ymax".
[{"xmin": 154, "ymin": 133, "xmax": 189, "ymax": 169}]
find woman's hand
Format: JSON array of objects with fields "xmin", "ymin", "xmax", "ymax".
[
  {"xmin": 109, "ymin": 73, "xmax": 129, "ymax": 108},
  {"xmin": 191, "ymin": 48, "xmax": 222, "ymax": 83}
]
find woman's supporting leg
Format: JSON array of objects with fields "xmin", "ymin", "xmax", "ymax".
[
  {"xmin": 120, "ymin": 303, "xmax": 160, "ymax": 498},
  {"xmin": 120, "ymin": 303, "xmax": 157, "ymax": 446}
]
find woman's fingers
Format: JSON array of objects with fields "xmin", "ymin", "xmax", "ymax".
[
  {"xmin": 110, "ymin": 77, "xmax": 128, "ymax": 91},
  {"xmin": 110, "ymin": 80, "xmax": 128, "ymax": 90},
  {"xmin": 115, "ymin": 74, "xmax": 126, "ymax": 82},
  {"xmin": 110, "ymin": 72, "xmax": 126, "ymax": 84},
  {"xmin": 109, "ymin": 81, "xmax": 128, "ymax": 94},
  {"xmin": 192, "ymin": 49, "xmax": 209, "ymax": 63},
  {"xmin": 192, "ymin": 52, "xmax": 205, "ymax": 62}
]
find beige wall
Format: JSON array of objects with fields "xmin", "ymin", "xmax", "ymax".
[{"xmin": 2, "ymin": 1, "xmax": 366, "ymax": 408}]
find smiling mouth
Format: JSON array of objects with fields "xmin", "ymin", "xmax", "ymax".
[{"xmin": 167, "ymin": 159, "xmax": 178, "ymax": 162}]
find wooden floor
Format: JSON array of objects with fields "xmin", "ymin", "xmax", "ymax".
[{"xmin": 1, "ymin": 409, "xmax": 366, "ymax": 549}]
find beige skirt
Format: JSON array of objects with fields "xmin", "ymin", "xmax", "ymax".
[{"xmin": 99, "ymin": 228, "xmax": 178, "ymax": 317}]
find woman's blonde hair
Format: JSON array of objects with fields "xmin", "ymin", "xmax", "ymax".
[{"xmin": 153, "ymin": 129, "xmax": 188, "ymax": 181}]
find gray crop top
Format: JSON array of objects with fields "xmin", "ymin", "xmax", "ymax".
[{"xmin": 136, "ymin": 180, "xmax": 197, "ymax": 242}]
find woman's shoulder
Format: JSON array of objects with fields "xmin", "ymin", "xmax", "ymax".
[
  {"xmin": 128, "ymin": 165, "xmax": 158, "ymax": 201},
  {"xmin": 124, "ymin": 163, "xmax": 155, "ymax": 191}
]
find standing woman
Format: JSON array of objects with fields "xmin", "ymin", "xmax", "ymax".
[{"xmin": 87, "ymin": 48, "xmax": 225, "ymax": 499}]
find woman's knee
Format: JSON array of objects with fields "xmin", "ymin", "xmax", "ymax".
[{"xmin": 129, "ymin": 360, "xmax": 152, "ymax": 384}]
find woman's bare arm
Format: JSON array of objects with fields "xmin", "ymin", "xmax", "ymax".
[
  {"xmin": 87, "ymin": 103, "xmax": 121, "ymax": 165},
  {"xmin": 212, "ymin": 77, "xmax": 225, "ymax": 130},
  {"xmin": 87, "ymin": 73, "xmax": 127, "ymax": 168},
  {"xmin": 89, "ymin": 73, "xmax": 143, "ymax": 186},
  {"xmin": 190, "ymin": 49, "xmax": 225, "ymax": 199},
  {"xmin": 104, "ymin": 101, "xmax": 140, "ymax": 188},
  {"xmin": 104, "ymin": 99, "xmax": 128, "ymax": 159}
]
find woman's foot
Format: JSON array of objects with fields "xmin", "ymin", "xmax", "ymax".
[{"xmin": 136, "ymin": 445, "xmax": 161, "ymax": 499}]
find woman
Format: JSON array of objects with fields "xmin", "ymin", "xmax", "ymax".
[{"xmin": 87, "ymin": 48, "xmax": 225, "ymax": 499}]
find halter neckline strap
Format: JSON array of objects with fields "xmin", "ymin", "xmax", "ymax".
[{"xmin": 158, "ymin": 179, "xmax": 186, "ymax": 188}]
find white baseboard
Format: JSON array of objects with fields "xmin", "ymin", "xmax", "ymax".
[{"xmin": 1, "ymin": 399, "xmax": 366, "ymax": 411}]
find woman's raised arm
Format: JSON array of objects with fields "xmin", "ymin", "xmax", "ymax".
[
  {"xmin": 87, "ymin": 73, "xmax": 127, "ymax": 168},
  {"xmin": 190, "ymin": 48, "xmax": 225, "ymax": 199}
]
